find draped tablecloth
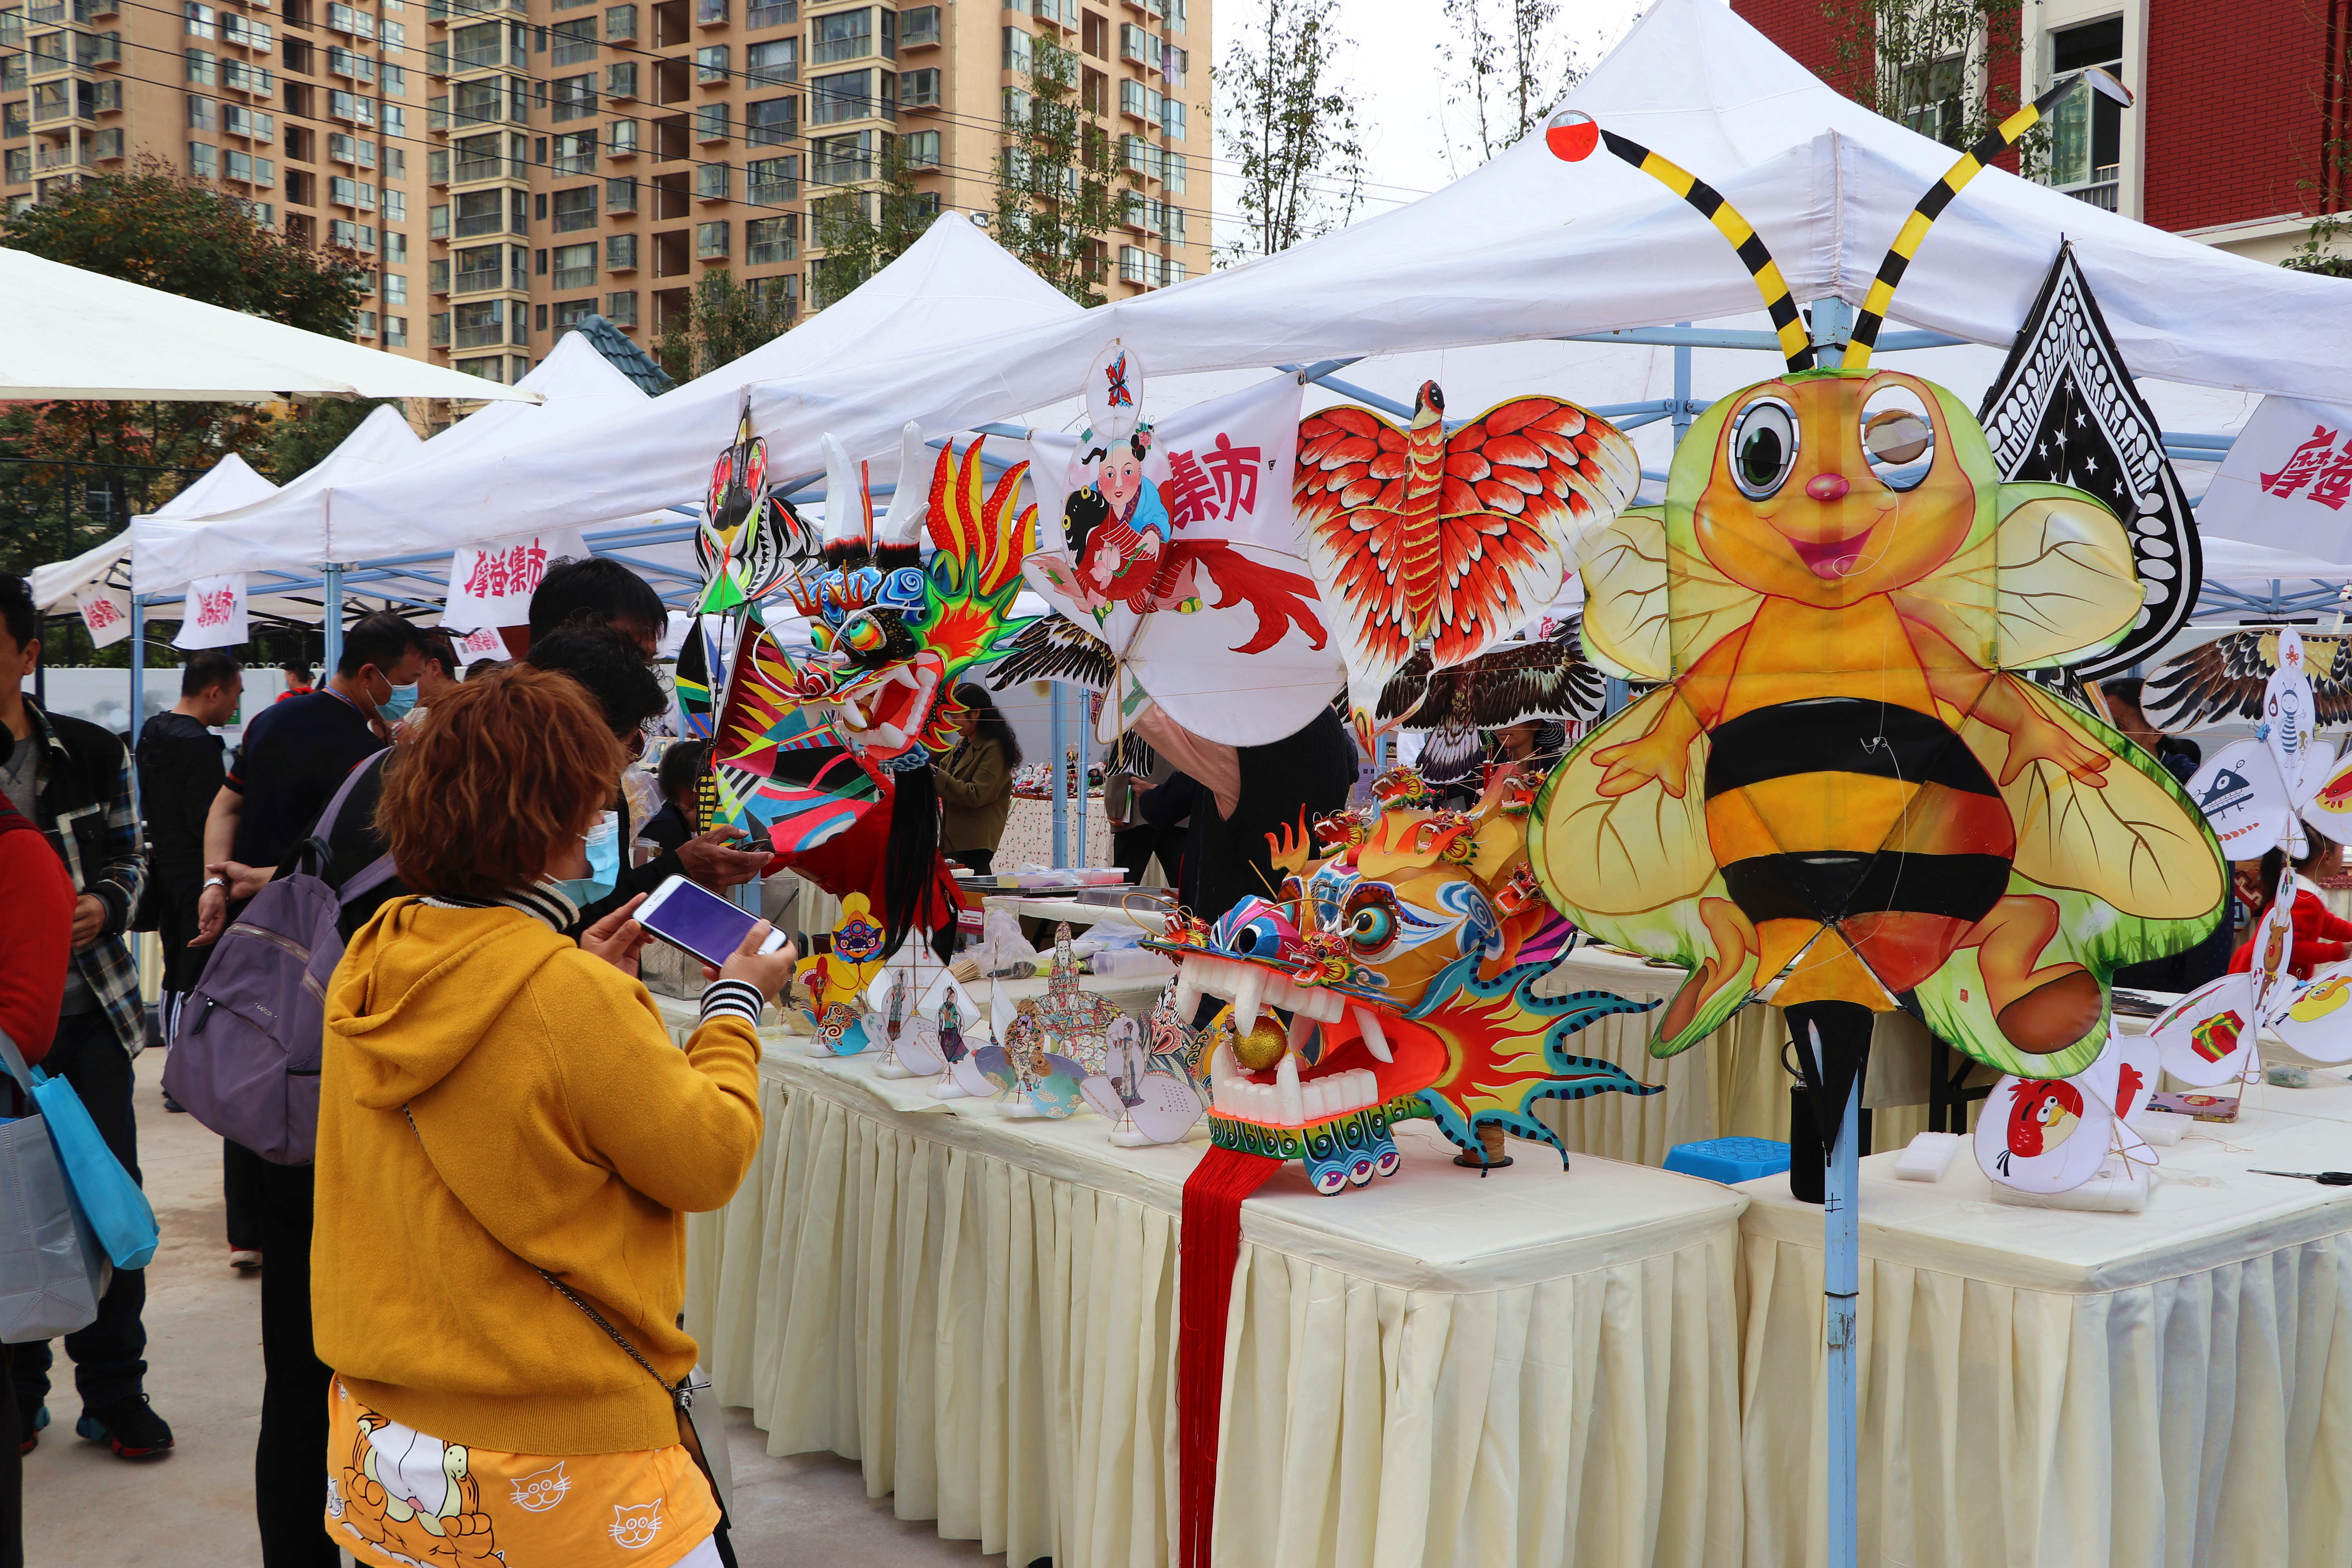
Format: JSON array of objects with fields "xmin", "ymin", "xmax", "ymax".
[
  {"xmin": 1734, "ymin": 1096, "xmax": 2352, "ymax": 1568},
  {"xmin": 682, "ymin": 1046, "xmax": 1749, "ymax": 1568}
]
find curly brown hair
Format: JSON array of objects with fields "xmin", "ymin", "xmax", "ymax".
[{"xmin": 376, "ymin": 663, "xmax": 626, "ymax": 898}]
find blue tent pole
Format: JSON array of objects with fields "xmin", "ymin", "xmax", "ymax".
[
  {"xmin": 1050, "ymin": 681, "xmax": 1069, "ymax": 866},
  {"xmin": 1671, "ymin": 330, "xmax": 1693, "ymax": 448},
  {"xmin": 322, "ymin": 564, "xmax": 345, "ymax": 675},
  {"xmin": 127, "ymin": 597, "xmax": 147, "ymax": 744}
]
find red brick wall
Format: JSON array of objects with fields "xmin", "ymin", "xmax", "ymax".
[
  {"xmin": 2145, "ymin": 0, "xmax": 2336, "ymax": 231},
  {"xmin": 1734, "ymin": 0, "xmax": 1868, "ymax": 100}
]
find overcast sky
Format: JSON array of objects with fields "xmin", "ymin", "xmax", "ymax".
[{"xmin": 1210, "ymin": 0, "xmax": 1655, "ymax": 232}]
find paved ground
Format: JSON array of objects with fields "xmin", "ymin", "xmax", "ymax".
[{"xmin": 20, "ymin": 1050, "xmax": 1001, "ymax": 1567}]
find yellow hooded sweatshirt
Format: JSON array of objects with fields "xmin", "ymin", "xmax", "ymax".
[{"xmin": 312, "ymin": 897, "xmax": 762, "ymax": 1457}]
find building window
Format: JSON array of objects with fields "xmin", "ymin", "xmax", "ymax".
[
  {"xmin": 608, "ymin": 118, "xmax": 639, "ymax": 154},
  {"xmin": 748, "ymin": 274, "xmax": 798, "ymax": 311},
  {"xmin": 695, "ymin": 43, "xmax": 728, "ymax": 81},
  {"xmin": 746, "ymin": 154, "xmax": 798, "ymax": 203},
  {"xmin": 810, "ymin": 131, "xmax": 873, "ymax": 185},
  {"xmin": 555, "ymin": 296, "xmax": 597, "ymax": 334},
  {"xmin": 186, "ymin": 47, "xmax": 216, "ymax": 84},
  {"xmin": 696, "ymin": 160, "xmax": 728, "ymax": 198},
  {"xmin": 385, "ymin": 274, "xmax": 408, "ymax": 304},
  {"xmin": 747, "ymin": 0, "xmax": 793, "ymax": 27},
  {"xmin": 553, "ymin": 130, "xmax": 597, "ymax": 174},
  {"xmin": 808, "ymin": 68, "xmax": 871, "ymax": 125},
  {"xmin": 695, "ymin": 0, "xmax": 727, "ymax": 23},
  {"xmin": 454, "ymin": 131, "xmax": 502, "ymax": 181},
  {"xmin": 696, "ymin": 220, "xmax": 730, "ymax": 258},
  {"xmin": 692, "ymin": 102, "xmax": 729, "ymax": 140},
  {"xmin": 902, "ymin": 128, "xmax": 938, "ymax": 167},
  {"xmin": 1163, "ymin": 149, "xmax": 1187, "ymax": 194},
  {"xmin": 384, "ymin": 314, "xmax": 408, "ymax": 346},
  {"xmin": 606, "ymin": 230, "xmax": 638, "ymax": 269},
  {"xmin": 746, "ymin": 212, "xmax": 797, "ymax": 264},
  {"xmin": 1162, "ymin": 96, "xmax": 1185, "ymax": 140},
  {"xmin": 189, "ymin": 140, "xmax": 219, "ymax": 178},
  {"xmin": 453, "ymin": 187, "xmax": 505, "ymax": 236},
  {"xmin": 453, "ymin": 242, "xmax": 505, "ymax": 292},
  {"xmin": 551, "ymin": 17, "xmax": 597, "ymax": 65},
  {"xmin": 452, "ymin": 78, "xmax": 506, "ymax": 127},
  {"xmin": 451, "ymin": 22, "xmax": 501, "ymax": 68},
  {"xmin": 813, "ymin": 8, "xmax": 873, "ymax": 64},
  {"xmin": 900, "ymin": 67, "xmax": 938, "ymax": 109},
  {"xmin": 551, "ymin": 241, "xmax": 595, "ymax": 288},
  {"xmin": 605, "ymin": 288, "xmax": 638, "ymax": 323},
  {"xmin": 606, "ymin": 174, "xmax": 637, "ymax": 211},
  {"xmin": 1001, "ymin": 24, "xmax": 1029, "ymax": 73},
  {"xmin": 1119, "ymin": 243, "xmax": 1149, "ymax": 284},
  {"xmin": 188, "ymin": 94, "xmax": 217, "ymax": 130},
  {"xmin": 606, "ymin": 60, "xmax": 637, "ymax": 97},
  {"xmin": 2047, "ymin": 18, "xmax": 2124, "ymax": 211},
  {"xmin": 456, "ymin": 353, "xmax": 507, "ymax": 383},
  {"xmin": 605, "ymin": 3, "xmax": 636, "ymax": 39},
  {"xmin": 746, "ymin": 38, "xmax": 795, "ymax": 83},
  {"xmin": 185, "ymin": 2, "xmax": 218, "ymax": 38},
  {"xmin": 744, "ymin": 96, "xmax": 796, "ymax": 145},
  {"xmin": 550, "ymin": 73, "xmax": 595, "ymax": 122},
  {"xmin": 900, "ymin": 5, "xmax": 939, "ymax": 46},
  {"xmin": 551, "ymin": 184, "xmax": 597, "ymax": 230}
]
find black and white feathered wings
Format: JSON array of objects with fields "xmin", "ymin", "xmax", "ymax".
[
  {"xmin": 2146, "ymin": 630, "xmax": 2352, "ymax": 730},
  {"xmin": 986, "ymin": 615, "xmax": 1116, "ymax": 691},
  {"xmin": 1376, "ymin": 617, "xmax": 1606, "ymax": 731}
]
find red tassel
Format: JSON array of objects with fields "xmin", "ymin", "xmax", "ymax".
[{"xmin": 1178, "ymin": 1144, "xmax": 1282, "ymax": 1568}]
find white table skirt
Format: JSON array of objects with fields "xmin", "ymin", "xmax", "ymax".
[
  {"xmin": 1734, "ymin": 1103, "xmax": 2352, "ymax": 1568},
  {"xmin": 683, "ymin": 1047, "xmax": 1748, "ymax": 1568}
]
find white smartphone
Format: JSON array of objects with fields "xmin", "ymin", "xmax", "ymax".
[{"xmin": 635, "ymin": 875, "xmax": 790, "ymax": 968}]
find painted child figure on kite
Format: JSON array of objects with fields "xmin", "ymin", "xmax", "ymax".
[{"xmin": 1530, "ymin": 97, "xmax": 2226, "ymax": 1089}]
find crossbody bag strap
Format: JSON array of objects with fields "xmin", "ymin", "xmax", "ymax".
[{"xmin": 316, "ymin": 753, "xmax": 401, "ymax": 908}]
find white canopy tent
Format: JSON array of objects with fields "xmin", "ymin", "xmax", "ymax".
[
  {"xmin": 26, "ymin": 452, "xmax": 278, "ymax": 613},
  {"xmin": 130, "ymin": 330, "xmax": 655, "ymax": 599},
  {"xmin": 372, "ymin": 0, "xmax": 2352, "ymax": 547},
  {"xmin": 317, "ymin": 210, "xmax": 1087, "ymax": 544},
  {"xmin": 0, "ymin": 249, "xmax": 543, "ymax": 404}
]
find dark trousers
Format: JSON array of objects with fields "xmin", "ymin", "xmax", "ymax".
[
  {"xmin": 252, "ymin": 1156, "xmax": 338, "ymax": 1567},
  {"xmin": 153, "ymin": 866, "xmax": 209, "ymax": 1000},
  {"xmin": 1112, "ymin": 823, "xmax": 1186, "ymax": 889},
  {"xmin": 10, "ymin": 1013, "xmax": 145, "ymax": 1414},
  {"xmin": 224, "ymin": 1139, "xmax": 267, "ymax": 1252},
  {"xmin": 1, "ymin": 1344, "xmax": 19, "ymax": 1568}
]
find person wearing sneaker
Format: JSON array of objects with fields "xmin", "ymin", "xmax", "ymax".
[
  {"xmin": 0, "ymin": 576, "xmax": 167, "ymax": 1466},
  {"xmin": 313, "ymin": 666, "xmax": 786, "ymax": 1568}
]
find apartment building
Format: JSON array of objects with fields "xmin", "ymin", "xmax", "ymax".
[
  {"xmin": 0, "ymin": 0, "xmax": 1211, "ymax": 386},
  {"xmin": 1733, "ymin": 0, "xmax": 2348, "ymax": 265}
]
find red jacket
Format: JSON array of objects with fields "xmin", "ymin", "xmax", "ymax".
[
  {"xmin": 0, "ymin": 794, "xmax": 76, "ymax": 1065},
  {"xmin": 2229, "ymin": 884, "xmax": 2352, "ymax": 980}
]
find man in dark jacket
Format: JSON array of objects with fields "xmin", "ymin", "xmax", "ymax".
[
  {"xmin": 0, "ymin": 575, "xmax": 165, "ymax": 1462},
  {"xmin": 136, "ymin": 651, "xmax": 241, "ymax": 1040}
]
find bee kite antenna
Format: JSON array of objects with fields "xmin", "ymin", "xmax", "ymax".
[
  {"xmin": 1845, "ymin": 67, "xmax": 2133, "ymax": 371},
  {"xmin": 1544, "ymin": 109, "xmax": 1816, "ymax": 375}
]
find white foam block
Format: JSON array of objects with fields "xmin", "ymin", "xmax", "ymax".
[
  {"xmin": 1893, "ymin": 1131, "xmax": 1966, "ymax": 1182},
  {"xmin": 2132, "ymin": 1112, "xmax": 2187, "ymax": 1146}
]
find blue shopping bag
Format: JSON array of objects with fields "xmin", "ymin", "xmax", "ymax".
[{"xmin": 24, "ymin": 1062, "xmax": 156, "ymax": 1271}]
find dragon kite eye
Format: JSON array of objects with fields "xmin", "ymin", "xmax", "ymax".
[
  {"xmin": 842, "ymin": 614, "xmax": 887, "ymax": 653},
  {"xmin": 1860, "ymin": 385, "xmax": 1935, "ymax": 492},
  {"xmin": 1347, "ymin": 904, "xmax": 1392, "ymax": 950},
  {"xmin": 1730, "ymin": 398, "xmax": 1798, "ymax": 499}
]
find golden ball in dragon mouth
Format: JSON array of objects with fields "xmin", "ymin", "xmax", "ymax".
[{"xmin": 1232, "ymin": 1014, "xmax": 1289, "ymax": 1073}]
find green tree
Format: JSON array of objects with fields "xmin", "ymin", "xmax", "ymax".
[
  {"xmin": 271, "ymin": 397, "xmax": 403, "ymax": 483},
  {"xmin": 995, "ymin": 34, "xmax": 1122, "ymax": 305},
  {"xmin": 0, "ymin": 162, "xmax": 370, "ymax": 576},
  {"xmin": 810, "ymin": 144, "xmax": 939, "ymax": 305},
  {"xmin": 652, "ymin": 268, "xmax": 799, "ymax": 381},
  {"xmin": 1218, "ymin": 0, "xmax": 1368, "ymax": 261},
  {"xmin": 1821, "ymin": 1, "xmax": 2028, "ymax": 158},
  {"xmin": 1439, "ymin": 0, "xmax": 1583, "ymax": 170}
]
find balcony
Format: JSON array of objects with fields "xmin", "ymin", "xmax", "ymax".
[
  {"xmin": 35, "ymin": 143, "xmax": 94, "ymax": 172},
  {"xmin": 694, "ymin": 0, "xmax": 727, "ymax": 25},
  {"xmin": 451, "ymin": 155, "xmax": 518, "ymax": 183}
]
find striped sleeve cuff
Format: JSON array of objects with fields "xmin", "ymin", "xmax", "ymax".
[{"xmin": 698, "ymin": 979, "xmax": 766, "ymax": 1029}]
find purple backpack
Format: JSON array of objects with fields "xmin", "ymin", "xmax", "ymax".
[{"xmin": 160, "ymin": 761, "xmax": 396, "ymax": 1165}]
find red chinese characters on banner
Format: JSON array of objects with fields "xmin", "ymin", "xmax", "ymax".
[
  {"xmin": 2260, "ymin": 425, "xmax": 2350, "ymax": 504},
  {"xmin": 194, "ymin": 585, "xmax": 238, "ymax": 627},
  {"xmin": 82, "ymin": 597, "xmax": 123, "ymax": 632},
  {"xmin": 1161, "ymin": 432, "xmax": 1264, "ymax": 529},
  {"xmin": 461, "ymin": 539, "xmax": 552, "ymax": 601}
]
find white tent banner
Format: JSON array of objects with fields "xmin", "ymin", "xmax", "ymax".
[
  {"xmin": 74, "ymin": 589, "xmax": 132, "ymax": 649},
  {"xmin": 454, "ymin": 624, "xmax": 512, "ymax": 664},
  {"xmin": 172, "ymin": 574, "xmax": 248, "ymax": 649},
  {"xmin": 443, "ymin": 526, "xmax": 590, "ymax": 629},
  {"xmin": 2192, "ymin": 394, "xmax": 2352, "ymax": 559}
]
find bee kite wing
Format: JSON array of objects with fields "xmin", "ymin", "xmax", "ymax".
[
  {"xmin": 986, "ymin": 615, "xmax": 1115, "ymax": 692},
  {"xmin": 1425, "ymin": 397, "xmax": 1641, "ymax": 673},
  {"xmin": 1294, "ymin": 404, "xmax": 1418, "ymax": 739},
  {"xmin": 2143, "ymin": 630, "xmax": 2275, "ymax": 731}
]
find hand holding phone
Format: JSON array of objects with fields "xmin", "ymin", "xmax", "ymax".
[
  {"xmin": 713, "ymin": 919, "xmax": 799, "ymax": 1001},
  {"xmin": 636, "ymin": 874, "xmax": 791, "ymax": 971}
]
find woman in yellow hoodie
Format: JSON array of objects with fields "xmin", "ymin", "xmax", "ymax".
[{"xmin": 312, "ymin": 664, "xmax": 794, "ymax": 1568}]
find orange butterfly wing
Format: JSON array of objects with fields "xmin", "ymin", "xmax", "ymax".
[
  {"xmin": 1294, "ymin": 406, "xmax": 1421, "ymax": 726},
  {"xmin": 1428, "ymin": 398, "xmax": 1639, "ymax": 669}
]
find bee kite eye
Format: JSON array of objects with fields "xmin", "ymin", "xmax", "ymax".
[
  {"xmin": 1730, "ymin": 398, "xmax": 1798, "ymax": 498},
  {"xmin": 1860, "ymin": 385, "xmax": 1935, "ymax": 491}
]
